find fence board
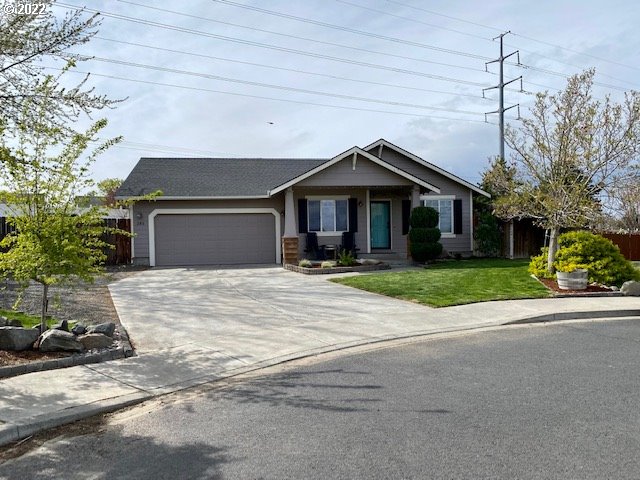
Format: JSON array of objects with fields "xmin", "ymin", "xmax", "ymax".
[{"xmin": 602, "ymin": 233, "xmax": 640, "ymax": 260}]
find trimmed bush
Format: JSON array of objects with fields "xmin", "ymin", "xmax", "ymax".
[
  {"xmin": 409, "ymin": 206, "xmax": 443, "ymax": 262},
  {"xmin": 409, "ymin": 227, "xmax": 441, "ymax": 244},
  {"xmin": 410, "ymin": 206, "xmax": 438, "ymax": 229},
  {"xmin": 528, "ymin": 231, "xmax": 640, "ymax": 286}
]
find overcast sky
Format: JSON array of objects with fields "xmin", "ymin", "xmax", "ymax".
[{"xmin": 49, "ymin": 0, "xmax": 640, "ymax": 187}]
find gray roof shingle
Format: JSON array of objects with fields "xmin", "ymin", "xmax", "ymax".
[{"xmin": 117, "ymin": 157, "xmax": 328, "ymax": 198}]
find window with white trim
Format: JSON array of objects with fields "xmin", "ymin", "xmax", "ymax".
[
  {"xmin": 308, "ymin": 199, "xmax": 348, "ymax": 233},
  {"xmin": 422, "ymin": 197, "xmax": 453, "ymax": 234}
]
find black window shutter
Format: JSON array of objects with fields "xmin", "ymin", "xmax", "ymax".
[
  {"xmin": 348, "ymin": 198, "xmax": 358, "ymax": 232},
  {"xmin": 402, "ymin": 200, "xmax": 411, "ymax": 235},
  {"xmin": 298, "ymin": 199, "xmax": 308, "ymax": 234},
  {"xmin": 453, "ymin": 199, "xmax": 463, "ymax": 234}
]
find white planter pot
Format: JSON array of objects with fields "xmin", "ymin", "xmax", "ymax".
[{"xmin": 556, "ymin": 269, "xmax": 588, "ymax": 290}]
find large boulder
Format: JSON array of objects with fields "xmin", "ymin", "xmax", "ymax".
[
  {"xmin": 621, "ymin": 280, "xmax": 640, "ymax": 296},
  {"xmin": 77, "ymin": 333, "xmax": 113, "ymax": 350},
  {"xmin": 0, "ymin": 327, "xmax": 39, "ymax": 351},
  {"xmin": 71, "ymin": 324, "xmax": 87, "ymax": 335},
  {"xmin": 38, "ymin": 329, "xmax": 84, "ymax": 352},
  {"xmin": 87, "ymin": 322, "xmax": 116, "ymax": 338}
]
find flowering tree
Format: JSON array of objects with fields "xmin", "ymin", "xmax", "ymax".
[{"xmin": 487, "ymin": 70, "xmax": 640, "ymax": 273}]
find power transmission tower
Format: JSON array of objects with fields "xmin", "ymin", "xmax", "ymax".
[{"xmin": 483, "ymin": 31, "xmax": 522, "ymax": 161}]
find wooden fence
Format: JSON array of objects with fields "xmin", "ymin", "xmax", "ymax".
[
  {"xmin": 0, "ymin": 217, "xmax": 131, "ymax": 265},
  {"xmin": 601, "ymin": 233, "xmax": 640, "ymax": 260}
]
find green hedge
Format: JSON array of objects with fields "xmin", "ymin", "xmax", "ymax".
[{"xmin": 409, "ymin": 207, "xmax": 442, "ymax": 262}]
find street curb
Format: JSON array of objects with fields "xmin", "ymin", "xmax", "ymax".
[
  {"xmin": 1, "ymin": 307, "xmax": 638, "ymax": 449},
  {"xmin": 504, "ymin": 309, "xmax": 640, "ymax": 325},
  {"xmin": 0, "ymin": 391, "xmax": 151, "ymax": 447}
]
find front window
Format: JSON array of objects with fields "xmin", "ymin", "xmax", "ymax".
[
  {"xmin": 308, "ymin": 199, "xmax": 348, "ymax": 232},
  {"xmin": 422, "ymin": 198, "xmax": 453, "ymax": 234}
]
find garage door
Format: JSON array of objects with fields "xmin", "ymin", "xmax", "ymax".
[{"xmin": 154, "ymin": 213, "xmax": 276, "ymax": 266}]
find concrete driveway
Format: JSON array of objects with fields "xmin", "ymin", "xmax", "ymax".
[{"xmin": 103, "ymin": 266, "xmax": 639, "ymax": 395}]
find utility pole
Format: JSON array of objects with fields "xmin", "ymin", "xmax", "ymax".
[{"xmin": 483, "ymin": 31, "xmax": 522, "ymax": 161}]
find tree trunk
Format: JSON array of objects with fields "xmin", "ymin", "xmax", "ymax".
[
  {"xmin": 40, "ymin": 283, "xmax": 48, "ymax": 333},
  {"xmin": 547, "ymin": 226, "xmax": 559, "ymax": 274}
]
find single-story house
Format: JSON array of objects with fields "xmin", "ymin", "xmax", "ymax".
[{"xmin": 116, "ymin": 139, "xmax": 490, "ymax": 267}]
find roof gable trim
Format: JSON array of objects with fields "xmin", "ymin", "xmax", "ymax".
[
  {"xmin": 269, "ymin": 146, "xmax": 440, "ymax": 195},
  {"xmin": 363, "ymin": 139, "xmax": 490, "ymax": 197}
]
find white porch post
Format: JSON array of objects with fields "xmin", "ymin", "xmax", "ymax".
[
  {"xmin": 283, "ymin": 187, "xmax": 296, "ymax": 237},
  {"xmin": 411, "ymin": 185, "xmax": 421, "ymax": 209}
]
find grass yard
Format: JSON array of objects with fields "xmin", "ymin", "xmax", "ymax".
[
  {"xmin": 0, "ymin": 309, "xmax": 60, "ymax": 329},
  {"xmin": 331, "ymin": 258, "xmax": 551, "ymax": 307}
]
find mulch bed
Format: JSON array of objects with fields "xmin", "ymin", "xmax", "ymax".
[
  {"xmin": 0, "ymin": 266, "xmax": 146, "ymax": 368},
  {"xmin": 538, "ymin": 278, "xmax": 615, "ymax": 294}
]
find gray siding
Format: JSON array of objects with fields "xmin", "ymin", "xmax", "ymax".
[
  {"xmin": 373, "ymin": 147, "xmax": 474, "ymax": 254},
  {"xmin": 297, "ymin": 153, "xmax": 413, "ymax": 187},
  {"xmin": 132, "ymin": 196, "xmax": 284, "ymax": 264}
]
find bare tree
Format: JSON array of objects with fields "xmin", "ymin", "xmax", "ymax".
[{"xmin": 488, "ymin": 69, "xmax": 640, "ymax": 272}]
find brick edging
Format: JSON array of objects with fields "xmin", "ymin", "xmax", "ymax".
[{"xmin": 284, "ymin": 263, "xmax": 391, "ymax": 275}]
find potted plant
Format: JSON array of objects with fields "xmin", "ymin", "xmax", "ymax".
[{"xmin": 555, "ymin": 262, "xmax": 588, "ymax": 290}]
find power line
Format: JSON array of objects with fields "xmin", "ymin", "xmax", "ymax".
[
  {"xmin": 335, "ymin": 0, "xmax": 493, "ymax": 43},
  {"xmin": 384, "ymin": 0, "xmax": 640, "ymax": 84},
  {"xmin": 85, "ymin": 55, "xmax": 486, "ymax": 115},
  {"xmin": 95, "ymin": 37, "xmax": 492, "ymax": 101},
  {"xmin": 54, "ymin": 3, "xmax": 492, "ymax": 88},
  {"xmin": 51, "ymin": 67, "xmax": 495, "ymax": 124},
  {"xmin": 117, "ymin": 0, "xmax": 485, "ymax": 75},
  {"xmin": 210, "ymin": 0, "xmax": 491, "ymax": 60}
]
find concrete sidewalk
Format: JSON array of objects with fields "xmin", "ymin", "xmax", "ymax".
[{"xmin": 1, "ymin": 266, "xmax": 638, "ymax": 447}]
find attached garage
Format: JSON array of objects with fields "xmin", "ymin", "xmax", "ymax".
[{"xmin": 150, "ymin": 210, "xmax": 280, "ymax": 266}]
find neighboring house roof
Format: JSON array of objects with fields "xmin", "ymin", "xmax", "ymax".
[
  {"xmin": 363, "ymin": 138, "xmax": 491, "ymax": 197},
  {"xmin": 116, "ymin": 157, "xmax": 327, "ymax": 199}
]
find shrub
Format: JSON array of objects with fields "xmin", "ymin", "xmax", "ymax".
[
  {"xmin": 337, "ymin": 249, "xmax": 357, "ymax": 267},
  {"xmin": 553, "ymin": 231, "xmax": 639, "ymax": 286},
  {"xmin": 410, "ymin": 206, "xmax": 438, "ymax": 229},
  {"xmin": 298, "ymin": 259, "xmax": 312, "ymax": 267},
  {"xmin": 409, "ymin": 207, "xmax": 443, "ymax": 263},
  {"xmin": 474, "ymin": 212, "xmax": 501, "ymax": 257},
  {"xmin": 409, "ymin": 227, "xmax": 441, "ymax": 244},
  {"xmin": 321, "ymin": 261, "xmax": 335, "ymax": 269},
  {"xmin": 528, "ymin": 231, "xmax": 640, "ymax": 286}
]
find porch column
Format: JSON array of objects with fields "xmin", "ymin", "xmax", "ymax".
[
  {"xmin": 282, "ymin": 187, "xmax": 299, "ymax": 265},
  {"xmin": 411, "ymin": 185, "xmax": 421, "ymax": 209}
]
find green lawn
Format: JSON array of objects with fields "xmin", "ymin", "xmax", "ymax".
[
  {"xmin": 0, "ymin": 309, "xmax": 60, "ymax": 329},
  {"xmin": 331, "ymin": 258, "xmax": 551, "ymax": 307}
]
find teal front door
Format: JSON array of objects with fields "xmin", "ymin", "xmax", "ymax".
[{"xmin": 370, "ymin": 201, "xmax": 391, "ymax": 249}]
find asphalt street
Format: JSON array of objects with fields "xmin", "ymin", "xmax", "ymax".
[{"xmin": 1, "ymin": 318, "xmax": 639, "ymax": 479}]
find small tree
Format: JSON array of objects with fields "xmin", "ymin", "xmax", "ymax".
[
  {"xmin": 474, "ymin": 212, "xmax": 502, "ymax": 257},
  {"xmin": 0, "ymin": 1, "xmax": 118, "ymax": 134},
  {"xmin": 0, "ymin": 77, "xmax": 122, "ymax": 332},
  {"xmin": 96, "ymin": 178, "xmax": 123, "ymax": 207},
  {"xmin": 487, "ymin": 69, "xmax": 640, "ymax": 273},
  {"xmin": 409, "ymin": 206, "xmax": 442, "ymax": 262}
]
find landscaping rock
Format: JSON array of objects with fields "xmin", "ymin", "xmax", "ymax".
[
  {"xmin": 31, "ymin": 324, "xmax": 48, "ymax": 335},
  {"xmin": 0, "ymin": 316, "xmax": 8, "ymax": 327},
  {"xmin": 621, "ymin": 280, "xmax": 640, "ymax": 296},
  {"xmin": 38, "ymin": 329, "xmax": 84, "ymax": 352},
  {"xmin": 359, "ymin": 258, "xmax": 382, "ymax": 265},
  {"xmin": 77, "ymin": 333, "xmax": 113, "ymax": 350},
  {"xmin": 87, "ymin": 322, "xmax": 116, "ymax": 338},
  {"xmin": 0, "ymin": 327, "xmax": 39, "ymax": 351},
  {"xmin": 7, "ymin": 319, "xmax": 23, "ymax": 327},
  {"xmin": 52, "ymin": 319, "xmax": 69, "ymax": 332},
  {"xmin": 71, "ymin": 324, "xmax": 87, "ymax": 335}
]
